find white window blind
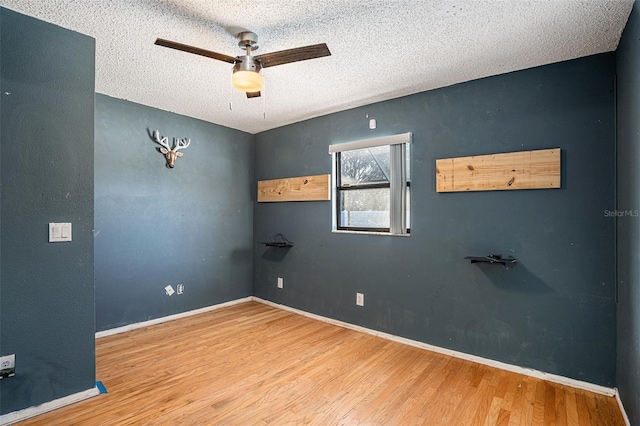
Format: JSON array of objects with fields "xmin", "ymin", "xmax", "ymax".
[{"xmin": 328, "ymin": 132, "xmax": 412, "ymax": 154}]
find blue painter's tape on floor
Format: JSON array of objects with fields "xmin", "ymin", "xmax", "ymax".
[{"xmin": 95, "ymin": 380, "xmax": 108, "ymax": 394}]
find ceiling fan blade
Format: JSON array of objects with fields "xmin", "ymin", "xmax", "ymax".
[
  {"xmin": 246, "ymin": 91, "xmax": 261, "ymax": 98},
  {"xmin": 254, "ymin": 43, "xmax": 330, "ymax": 68},
  {"xmin": 155, "ymin": 38, "xmax": 237, "ymax": 64}
]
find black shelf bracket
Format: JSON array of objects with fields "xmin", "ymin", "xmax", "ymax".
[
  {"xmin": 261, "ymin": 233, "xmax": 294, "ymax": 248},
  {"xmin": 465, "ymin": 254, "xmax": 517, "ymax": 266}
]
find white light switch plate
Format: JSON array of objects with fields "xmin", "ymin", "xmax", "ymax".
[{"xmin": 49, "ymin": 223, "xmax": 72, "ymax": 242}]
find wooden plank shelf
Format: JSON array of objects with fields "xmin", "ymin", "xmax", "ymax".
[
  {"xmin": 436, "ymin": 148, "xmax": 560, "ymax": 192},
  {"xmin": 258, "ymin": 174, "xmax": 330, "ymax": 202}
]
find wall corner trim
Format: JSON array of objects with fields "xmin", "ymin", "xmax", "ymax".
[
  {"xmin": 251, "ymin": 297, "xmax": 617, "ymax": 398},
  {"xmin": 95, "ymin": 296, "xmax": 253, "ymax": 338},
  {"xmin": 615, "ymin": 388, "xmax": 632, "ymax": 426},
  {"xmin": 0, "ymin": 387, "xmax": 100, "ymax": 426}
]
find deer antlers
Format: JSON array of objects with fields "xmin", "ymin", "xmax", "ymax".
[
  {"xmin": 151, "ymin": 130, "xmax": 191, "ymax": 168},
  {"xmin": 173, "ymin": 137, "xmax": 191, "ymax": 152},
  {"xmin": 152, "ymin": 130, "xmax": 170, "ymax": 151}
]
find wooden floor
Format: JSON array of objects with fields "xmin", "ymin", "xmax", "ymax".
[{"xmin": 19, "ymin": 302, "xmax": 624, "ymax": 425}]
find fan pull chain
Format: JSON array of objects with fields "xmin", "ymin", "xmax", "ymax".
[
  {"xmin": 229, "ymin": 66, "xmax": 234, "ymax": 111},
  {"xmin": 262, "ymin": 73, "xmax": 266, "ymax": 120}
]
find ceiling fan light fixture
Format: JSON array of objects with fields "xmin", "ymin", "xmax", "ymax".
[
  {"xmin": 232, "ymin": 70, "xmax": 264, "ymax": 92},
  {"xmin": 232, "ymin": 56, "xmax": 263, "ymax": 93}
]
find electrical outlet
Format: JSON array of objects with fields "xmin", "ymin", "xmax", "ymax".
[
  {"xmin": 356, "ymin": 292, "xmax": 364, "ymax": 306},
  {"xmin": 177, "ymin": 284, "xmax": 184, "ymax": 294},
  {"xmin": 277, "ymin": 277, "xmax": 283, "ymax": 289},
  {"xmin": 0, "ymin": 354, "xmax": 15, "ymax": 379}
]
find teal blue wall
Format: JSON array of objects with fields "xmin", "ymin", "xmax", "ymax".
[
  {"xmin": 94, "ymin": 95, "xmax": 254, "ymax": 331},
  {"xmin": 0, "ymin": 8, "xmax": 96, "ymax": 414},
  {"xmin": 616, "ymin": 1, "xmax": 640, "ymax": 424},
  {"xmin": 254, "ymin": 53, "xmax": 617, "ymax": 386}
]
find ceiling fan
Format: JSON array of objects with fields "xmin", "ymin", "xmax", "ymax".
[{"xmin": 155, "ymin": 32, "xmax": 331, "ymax": 98}]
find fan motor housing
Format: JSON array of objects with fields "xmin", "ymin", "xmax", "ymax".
[{"xmin": 234, "ymin": 55, "xmax": 262, "ymax": 73}]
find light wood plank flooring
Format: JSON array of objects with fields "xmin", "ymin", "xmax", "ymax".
[{"xmin": 18, "ymin": 302, "xmax": 624, "ymax": 425}]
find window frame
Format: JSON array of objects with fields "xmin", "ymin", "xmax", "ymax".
[{"xmin": 329, "ymin": 133, "xmax": 412, "ymax": 236}]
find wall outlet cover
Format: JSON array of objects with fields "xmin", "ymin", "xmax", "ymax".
[
  {"xmin": 356, "ymin": 292, "xmax": 364, "ymax": 306},
  {"xmin": 0, "ymin": 354, "xmax": 16, "ymax": 379}
]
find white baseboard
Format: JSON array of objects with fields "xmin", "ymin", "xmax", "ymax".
[
  {"xmin": 252, "ymin": 297, "xmax": 616, "ymax": 397},
  {"xmin": 96, "ymin": 296, "xmax": 253, "ymax": 338},
  {"xmin": 615, "ymin": 388, "xmax": 632, "ymax": 426},
  {"xmin": 0, "ymin": 386, "xmax": 99, "ymax": 426}
]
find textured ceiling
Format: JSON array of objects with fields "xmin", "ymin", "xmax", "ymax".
[{"xmin": 0, "ymin": 0, "xmax": 634, "ymax": 134}]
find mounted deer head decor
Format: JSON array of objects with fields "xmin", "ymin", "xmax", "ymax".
[{"xmin": 151, "ymin": 129, "xmax": 191, "ymax": 168}]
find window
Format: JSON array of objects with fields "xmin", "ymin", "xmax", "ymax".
[{"xmin": 329, "ymin": 133, "xmax": 411, "ymax": 235}]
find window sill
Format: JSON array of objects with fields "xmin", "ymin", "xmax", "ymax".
[{"xmin": 331, "ymin": 230, "xmax": 410, "ymax": 237}]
